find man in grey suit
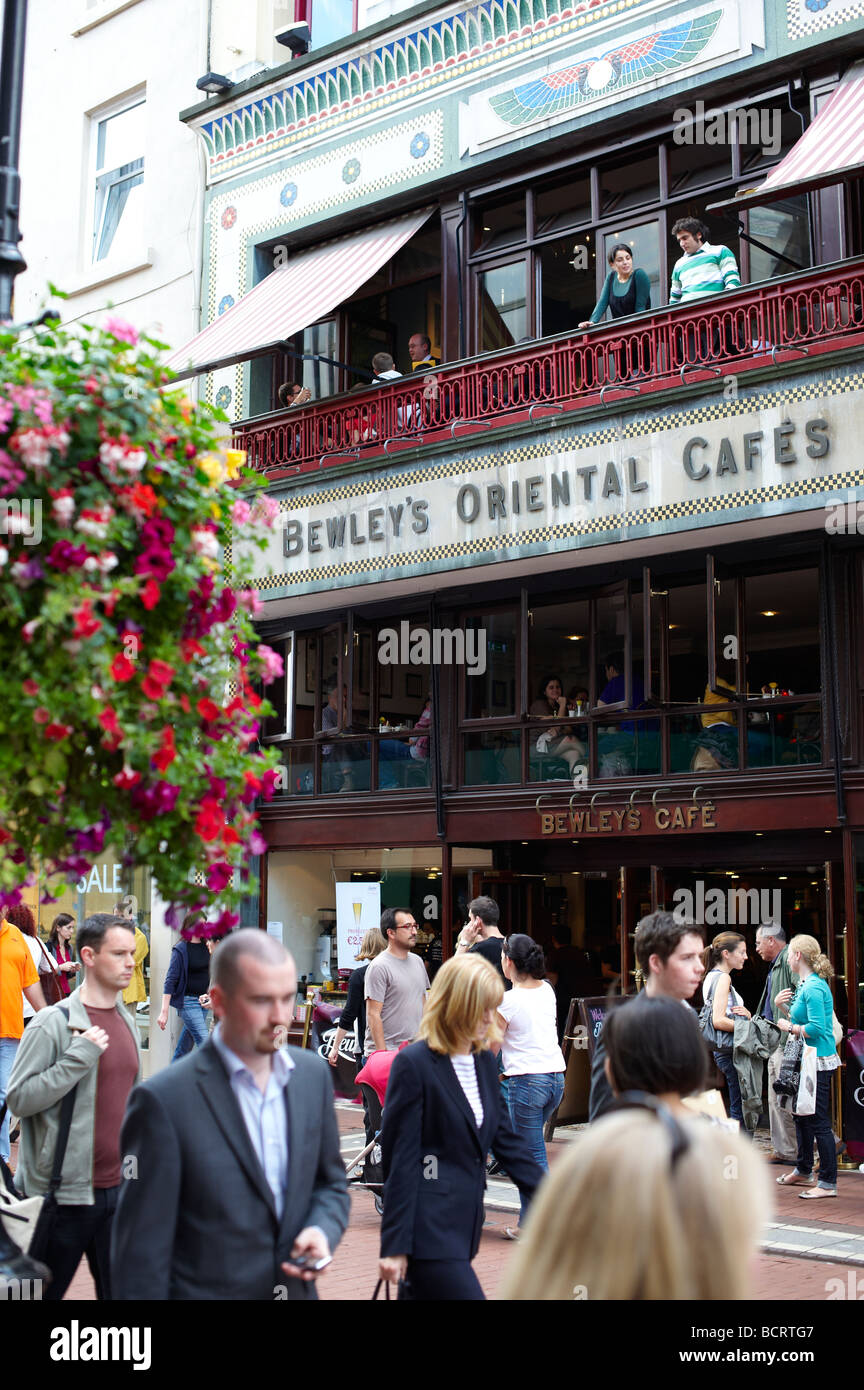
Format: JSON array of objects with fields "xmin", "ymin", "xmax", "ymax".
[{"xmin": 111, "ymin": 930, "xmax": 349, "ymax": 1299}]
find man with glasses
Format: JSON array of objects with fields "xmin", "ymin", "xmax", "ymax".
[{"xmin": 364, "ymin": 908, "xmax": 430, "ymax": 1056}]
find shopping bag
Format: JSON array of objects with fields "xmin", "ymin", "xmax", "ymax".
[{"xmin": 795, "ymin": 1044, "xmax": 817, "ymax": 1116}]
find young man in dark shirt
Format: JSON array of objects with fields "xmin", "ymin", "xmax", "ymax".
[
  {"xmin": 455, "ymin": 896, "xmax": 510, "ymax": 988},
  {"xmin": 7, "ymin": 913, "xmax": 139, "ymax": 1300}
]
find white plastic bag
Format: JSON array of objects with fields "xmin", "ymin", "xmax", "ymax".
[{"xmin": 795, "ymin": 1044, "xmax": 817, "ymax": 1116}]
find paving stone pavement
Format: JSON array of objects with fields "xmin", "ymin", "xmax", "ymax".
[{"xmin": 49, "ymin": 1106, "xmax": 864, "ymax": 1302}]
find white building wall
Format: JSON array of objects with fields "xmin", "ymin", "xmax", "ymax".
[{"xmin": 15, "ymin": 0, "xmax": 208, "ymax": 350}]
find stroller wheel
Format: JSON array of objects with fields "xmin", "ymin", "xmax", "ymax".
[{"xmin": 374, "ymin": 1194, "xmax": 384, "ymax": 1216}]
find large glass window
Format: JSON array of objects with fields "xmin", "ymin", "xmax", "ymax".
[
  {"xmin": 463, "ymin": 608, "xmax": 518, "ymax": 719},
  {"xmin": 534, "ymin": 176, "xmax": 591, "ymax": 235},
  {"xmin": 539, "ymin": 236, "xmax": 596, "ymax": 336},
  {"xmin": 475, "ymin": 196, "xmax": 526, "ymax": 254},
  {"xmin": 599, "ymin": 152, "xmax": 658, "ymax": 216},
  {"xmin": 478, "ymin": 263, "xmax": 528, "ymax": 351},
  {"xmin": 746, "ymin": 198, "xmax": 811, "ymax": 279}
]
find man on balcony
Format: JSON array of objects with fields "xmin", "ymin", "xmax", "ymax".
[{"xmin": 669, "ymin": 219, "xmax": 741, "ymax": 304}]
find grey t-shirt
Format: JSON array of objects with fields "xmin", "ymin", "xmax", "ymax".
[{"xmin": 363, "ymin": 951, "xmax": 430, "ymax": 1053}]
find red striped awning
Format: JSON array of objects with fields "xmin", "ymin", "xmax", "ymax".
[
  {"xmin": 167, "ymin": 207, "xmax": 434, "ymax": 379},
  {"xmin": 708, "ymin": 60, "xmax": 864, "ymax": 214}
]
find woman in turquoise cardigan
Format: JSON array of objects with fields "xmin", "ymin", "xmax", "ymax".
[
  {"xmin": 578, "ymin": 245, "xmax": 652, "ymax": 328},
  {"xmin": 774, "ymin": 935, "xmax": 838, "ymax": 1198}
]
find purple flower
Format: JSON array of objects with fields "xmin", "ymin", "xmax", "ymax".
[
  {"xmin": 74, "ymin": 819, "xmax": 110, "ymax": 855},
  {"xmin": 131, "ymin": 781, "xmax": 181, "ymax": 820},
  {"xmin": 207, "ymin": 862, "xmax": 234, "ymax": 892},
  {"xmin": 247, "ymin": 829, "xmax": 267, "ymax": 857}
]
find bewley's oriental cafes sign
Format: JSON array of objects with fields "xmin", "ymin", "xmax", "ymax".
[
  {"xmin": 244, "ymin": 379, "xmax": 863, "ymax": 598},
  {"xmin": 540, "ymin": 802, "xmax": 718, "ymax": 836}
]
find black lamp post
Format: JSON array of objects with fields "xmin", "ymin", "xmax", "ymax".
[{"xmin": 0, "ymin": 0, "xmax": 28, "ymax": 322}]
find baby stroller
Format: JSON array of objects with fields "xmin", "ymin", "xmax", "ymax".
[{"xmin": 344, "ymin": 1049, "xmax": 401, "ymax": 1217}]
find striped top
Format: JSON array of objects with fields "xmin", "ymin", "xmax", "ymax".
[
  {"xmin": 450, "ymin": 1054, "xmax": 484, "ymax": 1126},
  {"xmin": 669, "ymin": 242, "xmax": 741, "ymax": 304}
]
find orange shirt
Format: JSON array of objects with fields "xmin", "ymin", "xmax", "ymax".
[{"xmin": 0, "ymin": 918, "xmax": 40, "ymax": 1039}]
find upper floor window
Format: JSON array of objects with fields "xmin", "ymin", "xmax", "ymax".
[{"xmin": 92, "ymin": 95, "xmax": 145, "ymax": 263}]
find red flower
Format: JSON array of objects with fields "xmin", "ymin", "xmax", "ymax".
[
  {"xmin": 72, "ymin": 600, "xmax": 101, "ymax": 640},
  {"xmin": 99, "ymin": 707, "xmax": 121, "ymax": 735},
  {"xmin": 44, "ymin": 723, "xmax": 73, "ymax": 741},
  {"xmin": 194, "ymin": 798, "xmax": 224, "ymax": 842},
  {"xmin": 22, "ymin": 679, "xmax": 39, "ymax": 696},
  {"xmin": 110, "ymin": 652, "xmax": 136, "ymax": 682},
  {"xmin": 140, "ymin": 578, "xmax": 161, "ymax": 610},
  {"xmin": 113, "ymin": 766, "xmax": 142, "ymax": 790},
  {"xmin": 33, "ymin": 706, "xmax": 51, "ymax": 724},
  {"xmin": 141, "ymin": 659, "xmax": 175, "ymax": 701},
  {"xmin": 207, "ymin": 862, "xmax": 234, "ymax": 892},
  {"xmin": 151, "ymin": 726, "xmax": 176, "ymax": 772},
  {"xmin": 180, "ymin": 638, "xmax": 206, "ymax": 663},
  {"xmin": 103, "ymin": 589, "xmax": 120, "ymax": 617},
  {"xmin": 196, "ymin": 698, "xmax": 221, "ymax": 722}
]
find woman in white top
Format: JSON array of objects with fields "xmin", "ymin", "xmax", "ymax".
[
  {"xmin": 498, "ymin": 934, "xmax": 566, "ymax": 1238},
  {"xmin": 701, "ymin": 931, "xmax": 751, "ymax": 1126}
]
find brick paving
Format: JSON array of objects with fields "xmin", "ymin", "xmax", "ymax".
[{"xmin": 9, "ymin": 1103, "xmax": 864, "ymax": 1302}]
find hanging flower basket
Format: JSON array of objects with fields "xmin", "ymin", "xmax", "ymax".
[{"xmin": 0, "ymin": 308, "xmax": 283, "ymax": 937}]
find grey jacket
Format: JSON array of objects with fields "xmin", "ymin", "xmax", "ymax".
[
  {"xmin": 732, "ymin": 1015, "xmax": 782, "ymax": 1134},
  {"xmin": 6, "ymin": 988, "xmax": 140, "ymax": 1204}
]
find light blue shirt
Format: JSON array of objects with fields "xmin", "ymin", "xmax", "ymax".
[{"xmin": 212, "ymin": 1024, "xmax": 294, "ymax": 1219}]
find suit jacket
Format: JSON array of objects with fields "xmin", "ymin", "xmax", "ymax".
[
  {"xmin": 111, "ymin": 1040, "xmax": 349, "ymax": 1300},
  {"xmin": 379, "ymin": 1041, "xmax": 543, "ymax": 1262}
]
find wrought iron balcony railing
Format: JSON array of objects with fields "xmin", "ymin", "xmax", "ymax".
[{"xmin": 233, "ymin": 259, "xmax": 864, "ymax": 479}]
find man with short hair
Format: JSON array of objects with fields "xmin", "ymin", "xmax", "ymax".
[
  {"xmin": 7, "ymin": 912, "xmax": 139, "ymax": 1300},
  {"xmin": 669, "ymin": 218, "xmax": 741, "ymax": 304},
  {"xmin": 112, "ymin": 929, "xmax": 348, "ymax": 1300},
  {"xmin": 589, "ymin": 911, "xmax": 705, "ymax": 1121},
  {"xmin": 371, "ymin": 351, "xmax": 402, "ymax": 383},
  {"xmin": 0, "ymin": 909, "xmax": 45, "ymax": 1162},
  {"xmin": 364, "ymin": 908, "xmax": 429, "ymax": 1055},
  {"xmin": 455, "ymin": 895, "xmax": 508, "ymax": 984},
  {"xmin": 755, "ymin": 922, "xmax": 798, "ymax": 1164},
  {"xmin": 407, "ymin": 333, "xmax": 439, "ymax": 371}
]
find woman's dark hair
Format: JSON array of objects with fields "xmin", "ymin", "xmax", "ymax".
[
  {"xmin": 48, "ymin": 913, "xmax": 76, "ymax": 954},
  {"xmin": 537, "ymin": 675, "xmax": 562, "ymax": 704},
  {"xmin": 5, "ymin": 903, "xmax": 36, "ymax": 936},
  {"xmin": 604, "ymin": 996, "xmax": 707, "ymax": 1098},
  {"xmin": 701, "ymin": 931, "xmax": 745, "ymax": 971},
  {"xmin": 502, "ymin": 933, "xmax": 546, "ymax": 979},
  {"xmin": 607, "ymin": 244, "xmax": 633, "ymax": 266}
]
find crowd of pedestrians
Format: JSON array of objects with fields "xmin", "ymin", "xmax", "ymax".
[{"xmin": 0, "ymin": 894, "xmax": 849, "ymax": 1302}]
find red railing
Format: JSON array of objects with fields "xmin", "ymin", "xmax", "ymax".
[{"xmin": 232, "ymin": 259, "xmax": 864, "ymax": 477}]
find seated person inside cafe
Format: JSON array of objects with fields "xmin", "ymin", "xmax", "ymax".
[
  {"xmin": 319, "ymin": 677, "xmax": 367, "ymax": 792},
  {"xmin": 529, "ymin": 676, "xmax": 587, "ymax": 774},
  {"xmin": 595, "ymin": 651, "xmax": 647, "ymax": 773}
]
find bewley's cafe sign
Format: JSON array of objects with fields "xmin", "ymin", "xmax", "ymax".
[
  {"xmin": 244, "ymin": 390, "xmax": 853, "ymax": 594},
  {"xmin": 540, "ymin": 802, "xmax": 718, "ymax": 836}
]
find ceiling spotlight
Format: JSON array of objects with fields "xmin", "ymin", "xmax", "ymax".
[
  {"xmin": 196, "ymin": 72, "xmax": 234, "ymax": 95},
  {"xmin": 760, "ymin": 610, "xmax": 778, "ymax": 617},
  {"xmin": 566, "ymin": 634, "xmax": 584, "ymax": 641}
]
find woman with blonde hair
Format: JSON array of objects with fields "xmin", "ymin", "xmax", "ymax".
[
  {"xmin": 378, "ymin": 954, "xmax": 543, "ymax": 1300},
  {"xmin": 774, "ymin": 935, "xmax": 838, "ymax": 1198},
  {"xmin": 700, "ymin": 930, "xmax": 751, "ymax": 1125},
  {"xmin": 327, "ymin": 926, "xmax": 386, "ymax": 1074},
  {"xmin": 499, "ymin": 1104, "xmax": 768, "ymax": 1300}
]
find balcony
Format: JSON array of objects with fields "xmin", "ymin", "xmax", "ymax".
[{"xmin": 233, "ymin": 259, "xmax": 864, "ymax": 478}]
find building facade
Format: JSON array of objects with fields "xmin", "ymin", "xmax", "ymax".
[{"xmin": 169, "ymin": 0, "xmax": 863, "ymax": 1059}]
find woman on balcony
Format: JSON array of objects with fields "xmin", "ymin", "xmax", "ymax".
[{"xmin": 578, "ymin": 245, "xmax": 651, "ymax": 329}]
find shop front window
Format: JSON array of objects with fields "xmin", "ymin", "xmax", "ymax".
[{"xmin": 463, "ymin": 607, "xmax": 518, "ymax": 720}]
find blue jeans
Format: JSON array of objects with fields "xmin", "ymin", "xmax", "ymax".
[
  {"xmin": 0, "ymin": 1037, "xmax": 19, "ymax": 1162},
  {"xmin": 795, "ymin": 1070, "xmax": 836, "ymax": 1189},
  {"xmin": 172, "ymin": 997, "xmax": 209, "ymax": 1062},
  {"xmin": 713, "ymin": 1048, "xmax": 743, "ymax": 1125},
  {"xmin": 507, "ymin": 1072, "xmax": 565, "ymax": 1223}
]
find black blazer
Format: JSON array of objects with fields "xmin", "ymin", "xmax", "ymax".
[
  {"xmin": 379, "ymin": 1041, "xmax": 544, "ymax": 1262},
  {"xmin": 111, "ymin": 1040, "xmax": 349, "ymax": 1300}
]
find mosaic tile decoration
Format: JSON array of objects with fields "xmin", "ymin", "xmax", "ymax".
[
  {"xmin": 787, "ymin": 0, "xmax": 864, "ymax": 41},
  {"xmin": 489, "ymin": 8, "xmax": 722, "ymax": 127},
  {"xmin": 197, "ymin": 0, "xmax": 653, "ymax": 177}
]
